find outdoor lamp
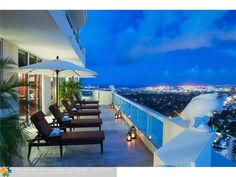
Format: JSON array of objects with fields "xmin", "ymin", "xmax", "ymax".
[
  {"xmin": 109, "ymin": 103, "xmax": 114, "ymax": 109},
  {"xmin": 117, "ymin": 110, "xmax": 122, "ymax": 118},
  {"xmin": 130, "ymin": 125, "xmax": 137, "ymax": 139},
  {"xmin": 127, "ymin": 132, "xmax": 132, "ymax": 141},
  {"xmin": 115, "ymin": 113, "xmax": 118, "ymax": 119},
  {"xmin": 131, "ymin": 131, "xmax": 136, "ymax": 139}
]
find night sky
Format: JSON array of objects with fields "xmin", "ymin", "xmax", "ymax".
[{"xmin": 80, "ymin": 10, "xmax": 236, "ymax": 87}]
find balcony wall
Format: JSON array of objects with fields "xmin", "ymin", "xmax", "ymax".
[
  {"xmin": 112, "ymin": 92, "xmax": 218, "ymax": 167},
  {"xmin": 83, "ymin": 90, "xmax": 234, "ymax": 166},
  {"xmin": 81, "ymin": 89, "xmax": 112, "ymax": 105},
  {"xmin": 113, "ymin": 93, "xmax": 186, "ymax": 148}
]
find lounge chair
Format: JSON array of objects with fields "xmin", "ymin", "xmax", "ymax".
[
  {"xmin": 75, "ymin": 92, "xmax": 99, "ymax": 105},
  {"xmin": 68, "ymin": 96, "xmax": 99, "ymax": 110},
  {"xmin": 49, "ymin": 103, "xmax": 102, "ymax": 130},
  {"xmin": 61, "ymin": 99, "xmax": 101, "ymax": 119},
  {"xmin": 28, "ymin": 111, "xmax": 105, "ymax": 158}
]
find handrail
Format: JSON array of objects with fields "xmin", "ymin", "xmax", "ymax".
[
  {"xmin": 113, "ymin": 93, "xmax": 232, "ymax": 166},
  {"xmin": 113, "ymin": 93, "xmax": 174, "ymax": 123}
]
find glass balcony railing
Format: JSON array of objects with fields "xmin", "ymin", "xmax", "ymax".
[
  {"xmin": 81, "ymin": 89, "xmax": 93, "ymax": 97},
  {"xmin": 113, "ymin": 93, "xmax": 163, "ymax": 148},
  {"xmin": 112, "ymin": 92, "xmax": 236, "ymax": 166}
]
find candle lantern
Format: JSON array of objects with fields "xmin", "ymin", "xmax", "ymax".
[
  {"xmin": 115, "ymin": 110, "xmax": 122, "ymax": 119},
  {"xmin": 131, "ymin": 131, "xmax": 136, "ymax": 139},
  {"xmin": 130, "ymin": 125, "xmax": 137, "ymax": 139},
  {"xmin": 117, "ymin": 110, "xmax": 122, "ymax": 118},
  {"xmin": 127, "ymin": 131, "xmax": 132, "ymax": 141},
  {"xmin": 115, "ymin": 113, "xmax": 118, "ymax": 119},
  {"xmin": 109, "ymin": 103, "xmax": 114, "ymax": 109}
]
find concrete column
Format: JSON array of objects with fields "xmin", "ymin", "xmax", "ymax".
[
  {"xmin": 41, "ymin": 76, "xmax": 51, "ymax": 115},
  {"xmin": 93, "ymin": 90, "xmax": 112, "ymax": 105}
]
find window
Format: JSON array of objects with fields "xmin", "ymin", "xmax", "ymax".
[
  {"xmin": 18, "ymin": 50, "xmax": 28, "ymax": 67},
  {"xmin": 29, "ymin": 54, "xmax": 37, "ymax": 64},
  {"xmin": 0, "ymin": 39, "xmax": 2, "ymax": 59}
]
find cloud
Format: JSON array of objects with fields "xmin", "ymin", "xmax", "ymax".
[
  {"xmin": 113, "ymin": 11, "xmax": 236, "ymax": 63},
  {"xmin": 81, "ymin": 10, "xmax": 236, "ymax": 86}
]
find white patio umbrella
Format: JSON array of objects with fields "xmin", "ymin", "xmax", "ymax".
[{"xmin": 14, "ymin": 56, "xmax": 96, "ymax": 105}]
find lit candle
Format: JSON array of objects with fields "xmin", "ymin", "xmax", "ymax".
[
  {"xmin": 131, "ymin": 131, "xmax": 136, "ymax": 139},
  {"xmin": 127, "ymin": 132, "xmax": 132, "ymax": 141},
  {"xmin": 118, "ymin": 111, "xmax": 122, "ymax": 118}
]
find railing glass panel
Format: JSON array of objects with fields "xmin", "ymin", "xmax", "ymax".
[
  {"xmin": 150, "ymin": 116, "xmax": 163, "ymax": 148},
  {"xmin": 81, "ymin": 90, "xmax": 93, "ymax": 97},
  {"xmin": 137, "ymin": 109, "xmax": 148, "ymax": 136},
  {"xmin": 113, "ymin": 93, "xmax": 163, "ymax": 148}
]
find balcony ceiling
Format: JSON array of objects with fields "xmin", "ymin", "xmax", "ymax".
[
  {"xmin": 68, "ymin": 10, "xmax": 87, "ymax": 29},
  {"xmin": 0, "ymin": 10, "xmax": 83, "ymax": 66}
]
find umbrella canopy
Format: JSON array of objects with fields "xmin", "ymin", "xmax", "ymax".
[
  {"xmin": 13, "ymin": 57, "xmax": 96, "ymax": 105},
  {"xmin": 14, "ymin": 59, "xmax": 96, "ymax": 77}
]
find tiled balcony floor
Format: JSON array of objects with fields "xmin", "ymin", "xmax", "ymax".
[{"xmin": 15, "ymin": 106, "xmax": 153, "ymax": 167}]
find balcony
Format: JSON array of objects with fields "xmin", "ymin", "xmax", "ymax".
[
  {"xmin": 80, "ymin": 90, "xmax": 235, "ymax": 167},
  {"xmin": 15, "ymin": 104, "xmax": 152, "ymax": 167},
  {"xmin": 15, "ymin": 90, "xmax": 235, "ymax": 167}
]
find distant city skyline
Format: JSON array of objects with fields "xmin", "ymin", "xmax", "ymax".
[
  {"xmin": 81, "ymin": 10, "xmax": 236, "ymax": 86},
  {"xmin": 83, "ymin": 83, "xmax": 236, "ymax": 88}
]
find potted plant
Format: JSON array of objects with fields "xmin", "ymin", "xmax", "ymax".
[
  {"xmin": 59, "ymin": 78, "xmax": 81, "ymax": 99},
  {"xmin": 0, "ymin": 57, "xmax": 29, "ymax": 166}
]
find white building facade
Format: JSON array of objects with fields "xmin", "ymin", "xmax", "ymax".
[{"xmin": 0, "ymin": 10, "xmax": 87, "ymax": 117}]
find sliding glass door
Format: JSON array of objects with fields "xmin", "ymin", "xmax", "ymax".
[{"xmin": 18, "ymin": 50, "xmax": 42, "ymax": 123}]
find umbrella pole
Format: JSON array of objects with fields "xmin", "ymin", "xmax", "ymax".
[{"xmin": 56, "ymin": 70, "xmax": 59, "ymax": 105}]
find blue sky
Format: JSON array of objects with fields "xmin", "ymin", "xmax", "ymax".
[{"xmin": 80, "ymin": 10, "xmax": 236, "ymax": 87}]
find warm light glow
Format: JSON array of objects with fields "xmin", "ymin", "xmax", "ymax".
[
  {"xmin": 109, "ymin": 103, "xmax": 114, "ymax": 109},
  {"xmin": 127, "ymin": 133, "xmax": 132, "ymax": 141},
  {"xmin": 131, "ymin": 132, "xmax": 136, "ymax": 139},
  {"xmin": 117, "ymin": 110, "xmax": 122, "ymax": 118},
  {"xmin": 178, "ymin": 85, "xmax": 214, "ymax": 89}
]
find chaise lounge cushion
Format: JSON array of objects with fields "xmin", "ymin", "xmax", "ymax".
[
  {"xmin": 74, "ymin": 93, "xmax": 99, "ymax": 105},
  {"xmin": 69, "ymin": 96, "xmax": 99, "ymax": 110},
  {"xmin": 29, "ymin": 111, "xmax": 105, "ymax": 158},
  {"xmin": 49, "ymin": 103, "xmax": 102, "ymax": 128},
  {"xmin": 69, "ymin": 119, "xmax": 102, "ymax": 126},
  {"xmin": 31, "ymin": 111, "xmax": 52, "ymax": 139},
  {"xmin": 49, "ymin": 104, "xmax": 65, "ymax": 122},
  {"xmin": 77, "ymin": 110, "xmax": 101, "ymax": 115},
  {"xmin": 81, "ymin": 99, "xmax": 99, "ymax": 104},
  {"xmin": 61, "ymin": 131, "xmax": 105, "ymax": 143},
  {"xmin": 77, "ymin": 104, "xmax": 99, "ymax": 110},
  {"xmin": 62, "ymin": 99, "xmax": 101, "ymax": 116}
]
